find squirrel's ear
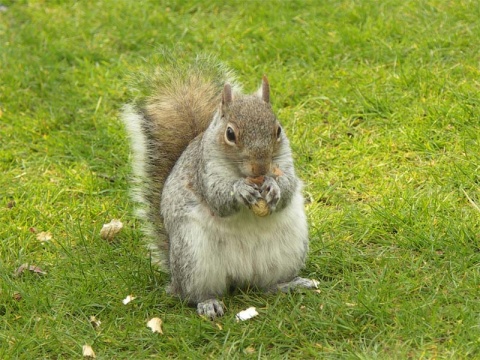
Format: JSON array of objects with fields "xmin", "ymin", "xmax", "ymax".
[
  {"xmin": 222, "ymin": 83, "xmax": 233, "ymax": 106},
  {"xmin": 257, "ymin": 75, "xmax": 270, "ymax": 103}
]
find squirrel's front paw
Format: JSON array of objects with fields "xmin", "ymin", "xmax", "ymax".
[
  {"xmin": 233, "ymin": 179, "xmax": 262, "ymax": 207},
  {"xmin": 260, "ymin": 176, "xmax": 281, "ymax": 211}
]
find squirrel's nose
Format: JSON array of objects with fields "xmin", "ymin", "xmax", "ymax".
[{"xmin": 249, "ymin": 161, "xmax": 271, "ymax": 177}]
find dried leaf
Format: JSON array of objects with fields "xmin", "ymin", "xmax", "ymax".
[
  {"xmin": 29, "ymin": 227, "xmax": 37, "ymax": 233},
  {"xmin": 12, "ymin": 292, "xmax": 22, "ymax": 301},
  {"xmin": 82, "ymin": 344, "xmax": 96, "ymax": 358},
  {"xmin": 7, "ymin": 200, "xmax": 15, "ymax": 209},
  {"xmin": 244, "ymin": 346, "xmax": 256, "ymax": 354},
  {"xmin": 89, "ymin": 316, "xmax": 101, "ymax": 329},
  {"xmin": 122, "ymin": 295, "xmax": 135, "ymax": 305},
  {"xmin": 100, "ymin": 219, "xmax": 123, "ymax": 241},
  {"xmin": 14, "ymin": 263, "xmax": 47, "ymax": 277},
  {"xmin": 36, "ymin": 231, "xmax": 52, "ymax": 242},
  {"xmin": 147, "ymin": 317, "xmax": 163, "ymax": 334},
  {"xmin": 236, "ymin": 307, "xmax": 259, "ymax": 322}
]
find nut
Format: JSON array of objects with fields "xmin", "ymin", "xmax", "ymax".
[
  {"xmin": 246, "ymin": 176, "xmax": 265, "ymax": 186},
  {"xmin": 246, "ymin": 176, "xmax": 272, "ymax": 217},
  {"xmin": 251, "ymin": 199, "xmax": 270, "ymax": 217}
]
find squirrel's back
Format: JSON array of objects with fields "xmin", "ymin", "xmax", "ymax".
[{"xmin": 121, "ymin": 55, "xmax": 238, "ymax": 266}]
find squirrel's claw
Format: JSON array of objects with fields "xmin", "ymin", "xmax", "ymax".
[
  {"xmin": 261, "ymin": 176, "xmax": 281, "ymax": 210},
  {"xmin": 234, "ymin": 179, "xmax": 262, "ymax": 207},
  {"xmin": 197, "ymin": 299, "xmax": 225, "ymax": 319}
]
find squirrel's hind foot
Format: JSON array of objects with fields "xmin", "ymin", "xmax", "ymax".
[
  {"xmin": 273, "ymin": 277, "xmax": 319, "ymax": 293},
  {"xmin": 197, "ymin": 299, "xmax": 225, "ymax": 319}
]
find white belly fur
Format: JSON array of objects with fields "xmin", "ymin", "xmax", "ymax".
[{"xmin": 186, "ymin": 192, "xmax": 308, "ymax": 295}]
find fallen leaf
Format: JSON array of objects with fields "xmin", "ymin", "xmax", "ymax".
[
  {"xmin": 100, "ymin": 219, "xmax": 123, "ymax": 241},
  {"xmin": 12, "ymin": 292, "xmax": 22, "ymax": 301},
  {"xmin": 82, "ymin": 344, "xmax": 96, "ymax": 358},
  {"xmin": 14, "ymin": 264, "xmax": 47, "ymax": 277},
  {"xmin": 147, "ymin": 317, "xmax": 163, "ymax": 334},
  {"xmin": 244, "ymin": 346, "xmax": 256, "ymax": 354},
  {"xmin": 29, "ymin": 227, "xmax": 37, "ymax": 233},
  {"xmin": 36, "ymin": 231, "xmax": 52, "ymax": 242},
  {"xmin": 236, "ymin": 307, "xmax": 259, "ymax": 322},
  {"xmin": 122, "ymin": 295, "xmax": 135, "ymax": 305},
  {"xmin": 89, "ymin": 316, "xmax": 101, "ymax": 329},
  {"xmin": 7, "ymin": 200, "xmax": 15, "ymax": 209}
]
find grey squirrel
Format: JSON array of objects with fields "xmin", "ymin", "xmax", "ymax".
[{"xmin": 121, "ymin": 55, "xmax": 317, "ymax": 318}]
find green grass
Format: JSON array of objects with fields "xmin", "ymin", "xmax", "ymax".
[{"xmin": 1, "ymin": 0, "xmax": 480, "ymax": 358}]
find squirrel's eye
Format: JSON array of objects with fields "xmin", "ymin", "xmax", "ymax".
[
  {"xmin": 225, "ymin": 126, "xmax": 236, "ymax": 144},
  {"xmin": 276, "ymin": 126, "xmax": 282, "ymax": 141}
]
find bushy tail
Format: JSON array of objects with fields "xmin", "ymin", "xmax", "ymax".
[{"xmin": 121, "ymin": 54, "xmax": 238, "ymax": 268}]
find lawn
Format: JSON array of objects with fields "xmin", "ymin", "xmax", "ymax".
[{"xmin": 1, "ymin": 0, "xmax": 479, "ymax": 358}]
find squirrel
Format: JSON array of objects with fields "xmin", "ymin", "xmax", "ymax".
[{"xmin": 121, "ymin": 55, "xmax": 317, "ymax": 318}]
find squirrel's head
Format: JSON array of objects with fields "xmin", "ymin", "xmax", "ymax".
[{"xmin": 218, "ymin": 76, "xmax": 286, "ymax": 178}]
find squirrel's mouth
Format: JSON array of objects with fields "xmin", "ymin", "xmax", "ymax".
[{"xmin": 242, "ymin": 161, "xmax": 273, "ymax": 178}]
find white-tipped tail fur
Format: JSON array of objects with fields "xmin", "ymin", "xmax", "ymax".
[
  {"xmin": 121, "ymin": 104, "xmax": 148, "ymax": 204},
  {"xmin": 121, "ymin": 104, "xmax": 169, "ymax": 267}
]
